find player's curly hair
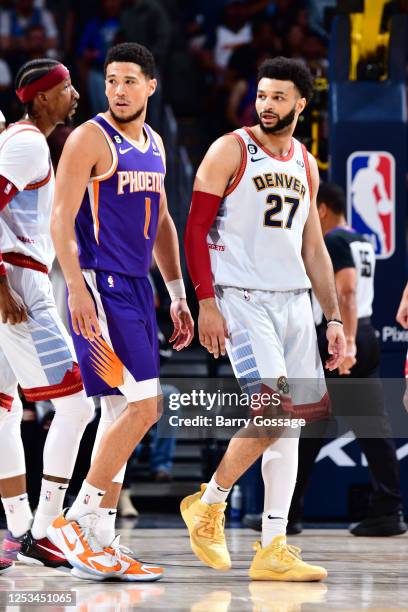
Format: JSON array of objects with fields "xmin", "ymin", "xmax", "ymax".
[
  {"xmin": 257, "ymin": 57, "xmax": 314, "ymax": 103},
  {"xmin": 15, "ymin": 58, "xmax": 60, "ymax": 116},
  {"xmin": 104, "ymin": 42, "xmax": 155, "ymax": 79}
]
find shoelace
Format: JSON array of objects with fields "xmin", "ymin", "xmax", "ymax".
[
  {"xmin": 277, "ymin": 543, "xmax": 302, "ymax": 562},
  {"xmin": 201, "ymin": 506, "xmax": 225, "ymax": 543},
  {"xmin": 78, "ymin": 515, "xmax": 104, "ymax": 553},
  {"xmin": 107, "ymin": 536, "xmax": 134, "ymax": 564}
]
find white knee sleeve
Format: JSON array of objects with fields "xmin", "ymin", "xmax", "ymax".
[
  {"xmin": 43, "ymin": 391, "xmax": 95, "ymax": 479},
  {"xmin": 0, "ymin": 395, "xmax": 26, "ymax": 479},
  {"xmin": 92, "ymin": 395, "xmax": 128, "ymax": 484},
  {"xmin": 262, "ymin": 432, "xmax": 300, "ymax": 519}
]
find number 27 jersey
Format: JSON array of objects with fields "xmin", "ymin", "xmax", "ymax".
[{"xmin": 208, "ymin": 127, "xmax": 312, "ymax": 291}]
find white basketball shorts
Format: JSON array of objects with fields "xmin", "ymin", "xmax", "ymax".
[
  {"xmin": 0, "ymin": 264, "xmax": 83, "ymax": 411},
  {"xmin": 215, "ymin": 286, "xmax": 329, "ymax": 421}
]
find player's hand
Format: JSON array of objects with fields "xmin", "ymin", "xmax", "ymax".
[
  {"xmin": 396, "ymin": 295, "xmax": 408, "ymax": 329},
  {"xmin": 338, "ymin": 338, "xmax": 357, "ymax": 375},
  {"xmin": 198, "ymin": 298, "xmax": 229, "ymax": 359},
  {"xmin": 68, "ymin": 286, "xmax": 101, "ymax": 341},
  {"xmin": 169, "ymin": 298, "xmax": 194, "ymax": 351},
  {"xmin": 0, "ymin": 276, "xmax": 28, "ymax": 324},
  {"xmin": 325, "ymin": 324, "xmax": 346, "ymax": 371}
]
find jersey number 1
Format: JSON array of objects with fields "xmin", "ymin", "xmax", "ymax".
[
  {"xmin": 264, "ymin": 194, "xmax": 300, "ymax": 229},
  {"xmin": 144, "ymin": 197, "xmax": 151, "ymax": 239}
]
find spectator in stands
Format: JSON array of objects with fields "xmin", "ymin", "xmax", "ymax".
[
  {"xmin": 0, "ymin": 0, "xmax": 58, "ymax": 60},
  {"xmin": 116, "ymin": 0, "xmax": 172, "ymax": 128},
  {"xmin": 118, "ymin": 0, "xmax": 172, "ymax": 72},
  {"xmin": 200, "ymin": 0, "xmax": 252, "ymax": 83},
  {"xmin": 77, "ymin": 0, "xmax": 123, "ymax": 115},
  {"xmin": 227, "ymin": 18, "xmax": 280, "ymax": 83},
  {"xmin": 20, "ymin": 23, "xmax": 48, "ymax": 61},
  {"xmin": 0, "ymin": 60, "xmax": 12, "ymax": 118}
]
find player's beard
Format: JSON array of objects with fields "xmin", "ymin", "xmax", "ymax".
[
  {"xmin": 109, "ymin": 104, "xmax": 145, "ymax": 124},
  {"xmin": 258, "ymin": 104, "xmax": 297, "ymax": 134}
]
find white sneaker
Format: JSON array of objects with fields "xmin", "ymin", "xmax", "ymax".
[{"xmin": 47, "ymin": 510, "xmax": 122, "ymax": 579}]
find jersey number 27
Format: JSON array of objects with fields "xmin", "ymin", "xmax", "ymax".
[{"xmin": 263, "ymin": 194, "xmax": 300, "ymax": 229}]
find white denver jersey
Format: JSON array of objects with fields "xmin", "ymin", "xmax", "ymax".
[
  {"xmin": 209, "ymin": 127, "xmax": 312, "ymax": 291},
  {"xmin": 0, "ymin": 122, "xmax": 55, "ymax": 270}
]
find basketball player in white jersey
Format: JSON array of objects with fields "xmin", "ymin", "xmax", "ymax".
[
  {"xmin": 182, "ymin": 57, "xmax": 346, "ymax": 580},
  {"xmin": 0, "ymin": 59, "xmax": 96, "ymax": 570}
]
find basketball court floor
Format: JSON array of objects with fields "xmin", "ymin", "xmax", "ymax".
[{"xmin": 1, "ymin": 526, "xmax": 406, "ymax": 611}]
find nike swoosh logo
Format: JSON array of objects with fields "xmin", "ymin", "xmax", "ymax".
[
  {"xmin": 108, "ymin": 511, "xmax": 117, "ymax": 515},
  {"xmin": 19, "ymin": 496, "xmax": 28, "ymax": 501},
  {"xmin": 58, "ymin": 486, "xmax": 68, "ymax": 491},
  {"xmin": 97, "ymin": 492, "xmax": 104, "ymax": 497},
  {"xmin": 87, "ymin": 558, "xmax": 122, "ymax": 573},
  {"xmin": 37, "ymin": 543, "xmax": 66, "ymax": 559},
  {"xmin": 251, "ymin": 156, "xmax": 267, "ymax": 162},
  {"xmin": 194, "ymin": 284, "xmax": 200, "ymax": 291},
  {"xmin": 267, "ymin": 515, "xmax": 283, "ymax": 520},
  {"xmin": 119, "ymin": 146, "xmax": 133, "ymax": 154},
  {"xmin": 61, "ymin": 530, "xmax": 76, "ymax": 552},
  {"xmin": 216, "ymin": 486, "xmax": 229, "ymax": 492}
]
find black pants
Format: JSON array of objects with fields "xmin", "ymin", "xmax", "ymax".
[{"xmin": 289, "ymin": 319, "xmax": 403, "ymax": 520}]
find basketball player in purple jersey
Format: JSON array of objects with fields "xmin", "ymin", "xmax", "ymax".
[{"xmin": 49, "ymin": 43, "xmax": 194, "ymax": 581}]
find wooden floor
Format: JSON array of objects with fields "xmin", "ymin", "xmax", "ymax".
[{"xmin": 1, "ymin": 528, "xmax": 408, "ymax": 611}]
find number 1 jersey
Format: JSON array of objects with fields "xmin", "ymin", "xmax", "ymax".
[
  {"xmin": 208, "ymin": 127, "xmax": 312, "ymax": 291},
  {"xmin": 75, "ymin": 114, "xmax": 165, "ymax": 277}
]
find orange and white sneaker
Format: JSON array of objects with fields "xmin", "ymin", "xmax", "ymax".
[
  {"xmin": 71, "ymin": 536, "xmax": 164, "ymax": 582},
  {"xmin": 46, "ymin": 511, "xmax": 122, "ymax": 579}
]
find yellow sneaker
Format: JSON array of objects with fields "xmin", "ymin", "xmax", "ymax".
[
  {"xmin": 249, "ymin": 536, "xmax": 327, "ymax": 582},
  {"xmin": 180, "ymin": 484, "xmax": 231, "ymax": 570}
]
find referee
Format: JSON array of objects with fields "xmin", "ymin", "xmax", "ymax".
[{"xmin": 288, "ymin": 182, "xmax": 406, "ymax": 536}]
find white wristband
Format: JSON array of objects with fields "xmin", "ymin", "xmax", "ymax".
[
  {"xmin": 166, "ymin": 278, "xmax": 186, "ymax": 300},
  {"xmin": 327, "ymin": 320, "xmax": 343, "ymax": 327}
]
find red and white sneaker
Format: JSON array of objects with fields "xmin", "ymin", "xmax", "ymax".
[
  {"xmin": 0, "ymin": 557, "xmax": 13, "ymax": 575},
  {"xmin": 71, "ymin": 536, "xmax": 164, "ymax": 582},
  {"xmin": 47, "ymin": 511, "xmax": 123, "ymax": 579},
  {"xmin": 17, "ymin": 531, "xmax": 70, "ymax": 570}
]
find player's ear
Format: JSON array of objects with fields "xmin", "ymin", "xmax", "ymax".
[
  {"xmin": 147, "ymin": 78, "xmax": 157, "ymax": 97},
  {"xmin": 296, "ymin": 97, "xmax": 306, "ymax": 114},
  {"xmin": 317, "ymin": 202, "xmax": 327, "ymax": 219}
]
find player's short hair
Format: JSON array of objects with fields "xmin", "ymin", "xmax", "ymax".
[
  {"xmin": 104, "ymin": 43, "xmax": 155, "ymax": 79},
  {"xmin": 257, "ymin": 57, "xmax": 314, "ymax": 102},
  {"xmin": 15, "ymin": 58, "xmax": 61, "ymax": 115},
  {"xmin": 317, "ymin": 182, "xmax": 347, "ymax": 216}
]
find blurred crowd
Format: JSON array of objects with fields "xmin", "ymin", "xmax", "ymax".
[{"xmin": 0, "ymin": 0, "xmax": 334, "ymax": 147}]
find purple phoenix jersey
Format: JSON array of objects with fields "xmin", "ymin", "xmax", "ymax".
[{"xmin": 75, "ymin": 114, "xmax": 165, "ymax": 277}]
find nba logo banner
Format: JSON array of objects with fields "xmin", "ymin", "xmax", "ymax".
[{"xmin": 347, "ymin": 151, "xmax": 395, "ymax": 259}]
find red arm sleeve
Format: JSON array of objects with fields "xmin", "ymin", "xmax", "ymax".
[
  {"xmin": 184, "ymin": 190, "xmax": 222, "ymax": 301},
  {"xmin": 0, "ymin": 175, "xmax": 19, "ymax": 276}
]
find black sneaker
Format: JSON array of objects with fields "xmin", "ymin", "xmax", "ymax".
[
  {"xmin": 350, "ymin": 511, "xmax": 407, "ymax": 537},
  {"xmin": 17, "ymin": 531, "xmax": 71, "ymax": 570},
  {"xmin": 242, "ymin": 513, "xmax": 262, "ymax": 531},
  {"xmin": 287, "ymin": 521, "xmax": 303, "ymax": 535}
]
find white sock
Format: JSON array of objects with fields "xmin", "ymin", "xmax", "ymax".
[
  {"xmin": 201, "ymin": 474, "xmax": 231, "ymax": 505},
  {"xmin": 261, "ymin": 514, "xmax": 288, "ymax": 547},
  {"xmin": 261, "ymin": 434, "xmax": 299, "ymax": 549},
  {"xmin": 95, "ymin": 507, "xmax": 117, "ymax": 547},
  {"xmin": 66, "ymin": 481, "xmax": 106, "ymax": 521},
  {"xmin": 2, "ymin": 493, "xmax": 33, "ymax": 538},
  {"xmin": 31, "ymin": 479, "xmax": 69, "ymax": 539}
]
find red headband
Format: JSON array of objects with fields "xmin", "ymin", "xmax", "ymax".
[{"xmin": 16, "ymin": 64, "xmax": 70, "ymax": 103}]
